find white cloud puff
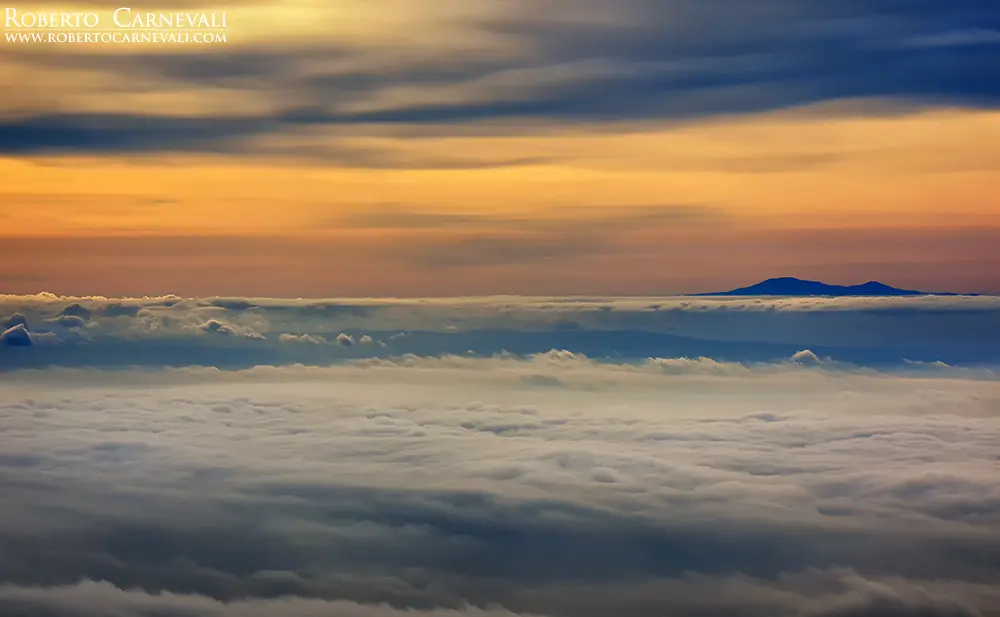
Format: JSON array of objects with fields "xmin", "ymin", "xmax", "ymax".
[
  {"xmin": 195, "ymin": 319, "xmax": 266, "ymax": 341},
  {"xmin": 280, "ymin": 333, "xmax": 329, "ymax": 345}
]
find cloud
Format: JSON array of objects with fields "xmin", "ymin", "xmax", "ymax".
[
  {"xmin": 1, "ymin": 358, "xmax": 1000, "ymax": 616},
  {"xmin": 1, "ymin": 572, "xmax": 999, "ymax": 617},
  {"xmin": 200, "ymin": 298, "xmax": 260, "ymax": 311},
  {"xmin": 0, "ymin": 294, "xmax": 999, "ymax": 370},
  {"xmin": 59, "ymin": 303, "xmax": 93, "ymax": 320},
  {"xmin": 334, "ymin": 205, "xmax": 722, "ymax": 232},
  {"xmin": 1, "ymin": 324, "xmax": 33, "ymax": 347},
  {"xmin": 3, "ymin": 313, "xmax": 28, "ymax": 329},
  {"xmin": 195, "ymin": 319, "xmax": 266, "ymax": 341},
  {"xmin": 1, "ymin": 1, "xmax": 998, "ymax": 157},
  {"xmin": 279, "ymin": 333, "xmax": 373, "ymax": 347},
  {"xmin": 397, "ymin": 234, "xmax": 609, "ymax": 267},
  {"xmin": 0, "ymin": 581, "xmax": 537, "ymax": 617},
  {"xmin": 280, "ymin": 333, "xmax": 328, "ymax": 345},
  {"xmin": 906, "ymin": 29, "xmax": 1000, "ymax": 48},
  {"xmin": 47, "ymin": 315, "xmax": 87, "ymax": 329},
  {"xmin": 789, "ymin": 349, "xmax": 825, "ymax": 366},
  {"xmin": 364, "ymin": 205, "xmax": 724, "ymax": 268},
  {"xmin": 197, "ymin": 319, "xmax": 239, "ymax": 335}
]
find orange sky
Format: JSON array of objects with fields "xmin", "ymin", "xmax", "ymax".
[{"xmin": 2, "ymin": 0, "xmax": 999, "ymax": 295}]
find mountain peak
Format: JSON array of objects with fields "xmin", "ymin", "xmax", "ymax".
[{"xmin": 695, "ymin": 277, "xmax": 965, "ymax": 297}]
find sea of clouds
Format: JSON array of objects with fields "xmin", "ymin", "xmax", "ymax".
[{"xmin": 2, "ymin": 294, "xmax": 1000, "ymax": 616}]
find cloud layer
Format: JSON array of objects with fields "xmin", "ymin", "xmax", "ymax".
[
  {"xmin": 3, "ymin": 0, "xmax": 999, "ymax": 156},
  {"xmin": 1, "ymin": 356, "xmax": 999, "ymax": 616},
  {"xmin": 1, "ymin": 293, "xmax": 999, "ymax": 370}
]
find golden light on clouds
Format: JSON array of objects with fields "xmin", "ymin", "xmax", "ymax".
[
  {"xmin": 2, "ymin": 105, "xmax": 998, "ymax": 238},
  {"xmin": 1, "ymin": 0, "xmax": 998, "ymax": 294}
]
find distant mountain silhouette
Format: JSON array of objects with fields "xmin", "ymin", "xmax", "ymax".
[{"xmin": 696, "ymin": 277, "xmax": 969, "ymax": 297}]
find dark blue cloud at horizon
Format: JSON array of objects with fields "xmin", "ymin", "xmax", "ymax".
[
  {"xmin": 2, "ymin": 294, "xmax": 999, "ymax": 370},
  {"xmin": 1, "ymin": 0, "xmax": 999, "ymax": 156}
]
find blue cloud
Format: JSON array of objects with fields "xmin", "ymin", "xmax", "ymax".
[
  {"xmin": 1, "ymin": 294, "xmax": 998, "ymax": 370},
  {"xmin": 1, "ymin": 0, "xmax": 997, "ymax": 156}
]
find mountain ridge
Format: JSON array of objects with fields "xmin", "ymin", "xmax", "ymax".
[{"xmin": 695, "ymin": 277, "xmax": 971, "ymax": 297}]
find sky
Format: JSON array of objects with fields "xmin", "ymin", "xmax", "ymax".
[
  {"xmin": 1, "ymin": 0, "xmax": 999, "ymax": 295},
  {"xmin": 3, "ymin": 5, "xmax": 1000, "ymax": 616}
]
